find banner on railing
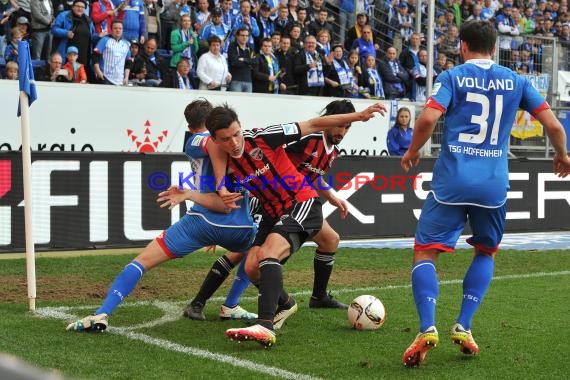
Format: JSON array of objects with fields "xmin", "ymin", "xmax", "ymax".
[
  {"xmin": 558, "ymin": 71, "xmax": 570, "ymax": 102},
  {"xmin": 511, "ymin": 73, "xmax": 549, "ymax": 139}
]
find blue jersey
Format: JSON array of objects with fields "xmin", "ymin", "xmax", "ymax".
[
  {"xmin": 426, "ymin": 59, "xmax": 548, "ymax": 207},
  {"xmin": 184, "ymin": 132, "xmax": 253, "ymax": 228},
  {"xmin": 387, "ymin": 126, "xmax": 413, "ymax": 156}
]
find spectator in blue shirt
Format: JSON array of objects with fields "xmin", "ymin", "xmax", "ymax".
[
  {"xmin": 387, "ymin": 107, "xmax": 412, "ymax": 156},
  {"xmin": 122, "ymin": 0, "xmax": 147, "ymax": 44},
  {"xmin": 232, "ymin": 0, "xmax": 259, "ymax": 48},
  {"xmin": 351, "ymin": 24, "xmax": 376, "ymax": 66}
]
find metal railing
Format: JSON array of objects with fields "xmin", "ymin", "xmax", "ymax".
[
  {"xmin": 303, "ymin": 4, "xmax": 565, "ymax": 158},
  {"xmin": 427, "ymin": 34, "xmax": 564, "ymax": 158}
]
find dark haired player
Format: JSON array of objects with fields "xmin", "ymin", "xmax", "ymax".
[
  {"xmin": 174, "ymin": 100, "xmax": 359, "ymax": 323},
  {"xmin": 205, "ymin": 101, "xmax": 386, "ymax": 346},
  {"xmin": 400, "ymin": 20, "xmax": 570, "ymax": 367}
]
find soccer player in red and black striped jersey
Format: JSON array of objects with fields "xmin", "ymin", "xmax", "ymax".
[
  {"xmin": 179, "ymin": 100, "xmax": 356, "ymax": 323},
  {"xmin": 285, "ymin": 100, "xmax": 356, "ymax": 310},
  {"xmin": 206, "ymin": 101, "xmax": 386, "ymax": 347}
]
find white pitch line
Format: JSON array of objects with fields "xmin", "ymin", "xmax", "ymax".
[
  {"xmin": 119, "ymin": 301, "xmax": 182, "ymax": 331},
  {"xmin": 36, "ymin": 270, "xmax": 570, "ymax": 380},
  {"xmin": 37, "ymin": 305, "xmax": 323, "ymax": 380},
  {"xmin": 110, "ymin": 329, "xmax": 323, "ymax": 380}
]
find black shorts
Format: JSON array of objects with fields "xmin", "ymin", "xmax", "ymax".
[{"xmin": 252, "ymin": 198, "xmax": 323, "ymax": 253}]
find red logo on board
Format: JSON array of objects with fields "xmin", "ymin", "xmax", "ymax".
[{"xmin": 127, "ymin": 120, "xmax": 168, "ymax": 152}]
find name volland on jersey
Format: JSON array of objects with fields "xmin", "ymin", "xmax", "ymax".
[{"xmin": 456, "ymin": 76, "xmax": 514, "ymax": 91}]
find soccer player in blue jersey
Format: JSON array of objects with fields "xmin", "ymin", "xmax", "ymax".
[
  {"xmin": 66, "ymin": 99, "xmax": 258, "ymax": 332},
  {"xmin": 400, "ymin": 20, "xmax": 570, "ymax": 367}
]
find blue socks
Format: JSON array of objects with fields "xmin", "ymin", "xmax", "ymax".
[
  {"xmin": 96, "ymin": 261, "xmax": 145, "ymax": 316},
  {"xmin": 411, "ymin": 260, "xmax": 439, "ymax": 332},
  {"xmin": 457, "ymin": 254, "xmax": 494, "ymax": 330},
  {"xmin": 224, "ymin": 258, "xmax": 251, "ymax": 307}
]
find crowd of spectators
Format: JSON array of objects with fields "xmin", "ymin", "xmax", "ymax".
[{"xmin": 0, "ymin": 1, "xmax": 566, "ymax": 100}]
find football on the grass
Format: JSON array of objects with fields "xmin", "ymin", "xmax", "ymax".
[{"xmin": 348, "ymin": 295, "xmax": 386, "ymax": 330}]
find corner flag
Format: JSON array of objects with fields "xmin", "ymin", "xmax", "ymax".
[
  {"xmin": 17, "ymin": 41, "xmax": 37, "ymax": 117},
  {"xmin": 17, "ymin": 40, "xmax": 38, "ymax": 311}
]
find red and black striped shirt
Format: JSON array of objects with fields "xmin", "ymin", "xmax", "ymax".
[
  {"xmin": 228, "ymin": 123, "xmax": 318, "ymax": 219},
  {"xmin": 286, "ymin": 132, "xmax": 339, "ymax": 183}
]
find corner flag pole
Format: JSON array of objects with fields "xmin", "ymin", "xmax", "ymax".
[
  {"xmin": 20, "ymin": 92, "xmax": 36, "ymax": 311},
  {"xmin": 17, "ymin": 41, "xmax": 38, "ymax": 311}
]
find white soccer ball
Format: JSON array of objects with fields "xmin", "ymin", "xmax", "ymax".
[{"xmin": 348, "ymin": 295, "xmax": 386, "ymax": 330}]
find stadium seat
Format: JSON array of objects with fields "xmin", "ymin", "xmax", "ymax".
[
  {"xmin": 32, "ymin": 59, "xmax": 46, "ymax": 68},
  {"xmin": 157, "ymin": 49, "xmax": 172, "ymax": 60}
]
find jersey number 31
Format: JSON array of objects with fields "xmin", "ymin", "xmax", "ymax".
[{"xmin": 458, "ymin": 92, "xmax": 503, "ymax": 146}]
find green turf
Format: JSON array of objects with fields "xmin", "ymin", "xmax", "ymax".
[{"xmin": 1, "ymin": 247, "xmax": 569, "ymax": 379}]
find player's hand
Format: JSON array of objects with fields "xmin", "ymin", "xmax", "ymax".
[
  {"xmin": 217, "ymin": 187, "xmax": 243, "ymax": 209},
  {"xmin": 358, "ymin": 102, "xmax": 387, "ymax": 120},
  {"xmin": 401, "ymin": 150, "xmax": 420, "ymax": 172},
  {"xmin": 553, "ymin": 153, "xmax": 570, "ymax": 178},
  {"xmin": 157, "ymin": 186, "xmax": 190, "ymax": 209},
  {"xmin": 329, "ymin": 197, "xmax": 349, "ymax": 219}
]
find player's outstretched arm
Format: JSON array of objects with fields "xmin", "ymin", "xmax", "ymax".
[
  {"xmin": 191, "ymin": 192, "xmax": 233, "ymax": 213},
  {"xmin": 157, "ymin": 186, "xmax": 232, "ymax": 213},
  {"xmin": 534, "ymin": 109, "xmax": 570, "ymax": 178},
  {"xmin": 297, "ymin": 102, "xmax": 387, "ymax": 136},
  {"xmin": 157, "ymin": 186, "xmax": 192, "ymax": 208},
  {"xmin": 401, "ymin": 107, "xmax": 442, "ymax": 172}
]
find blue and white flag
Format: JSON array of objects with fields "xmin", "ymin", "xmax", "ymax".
[
  {"xmin": 17, "ymin": 41, "xmax": 37, "ymax": 117},
  {"xmin": 389, "ymin": 100, "xmax": 399, "ymax": 127}
]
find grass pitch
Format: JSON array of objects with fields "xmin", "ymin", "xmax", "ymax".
[{"xmin": 1, "ymin": 247, "xmax": 569, "ymax": 379}]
